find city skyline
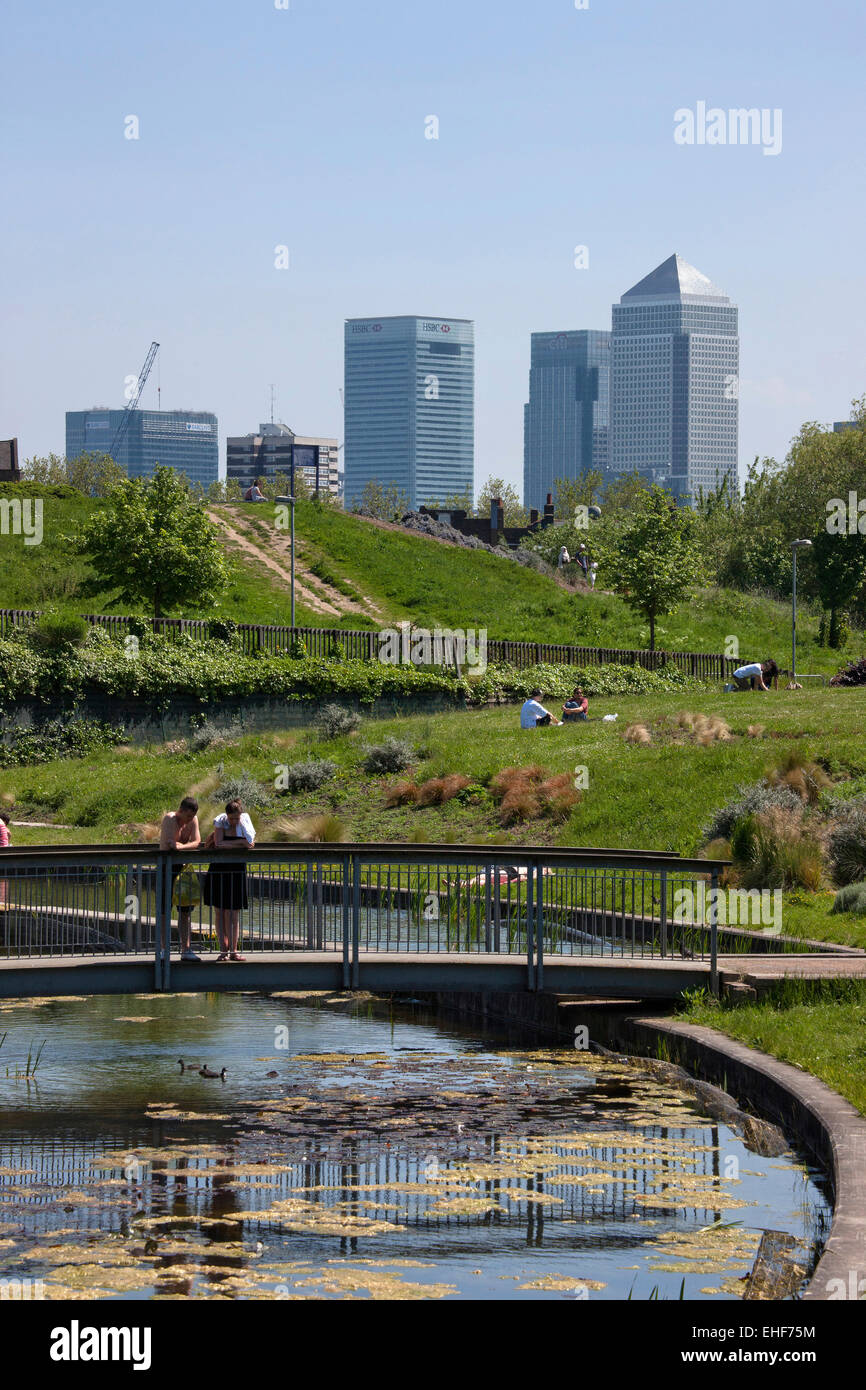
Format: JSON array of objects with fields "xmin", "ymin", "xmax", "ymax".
[{"xmin": 2, "ymin": 0, "xmax": 864, "ymax": 497}]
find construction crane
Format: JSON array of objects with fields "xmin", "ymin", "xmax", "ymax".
[{"xmin": 110, "ymin": 341, "xmax": 159, "ymax": 461}]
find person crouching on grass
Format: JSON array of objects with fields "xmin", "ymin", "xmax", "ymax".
[
  {"xmin": 159, "ymin": 797, "xmax": 202, "ymax": 963},
  {"xmin": 520, "ymin": 690, "xmax": 562, "ymax": 728},
  {"xmin": 203, "ymin": 800, "xmax": 256, "ymax": 962},
  {"xmin": 562, "ymin": 687, "xmax": 589, "ymax": 722}
]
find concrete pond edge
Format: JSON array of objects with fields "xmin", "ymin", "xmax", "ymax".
[{"xmin": 617, "ymin": 1015, "xmax": 866, "ymax": 1302}]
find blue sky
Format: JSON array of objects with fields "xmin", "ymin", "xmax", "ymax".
[{"xmin": 2, "ymin": 0, "xmax": 864, "ymax": 490}]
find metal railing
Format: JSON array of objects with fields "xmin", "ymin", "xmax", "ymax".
[
  {"xmin": 0, "ymin": 608, "xmax": 736, "ymax": 678},
  {"xmin": 0, "ymin": 843, "xmax": 728, "ymax": 991}
]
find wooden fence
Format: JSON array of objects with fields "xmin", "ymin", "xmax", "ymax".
[{"xmin": 0, "ymin": 608, "xmax": 736, "ymax": 680}]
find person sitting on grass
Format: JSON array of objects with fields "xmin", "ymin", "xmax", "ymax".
[
  {"xmin": 520, "ymin": 690, "xmax": 562, "ymax": 728},
  {"xmin": 562, "ymin": 687, "xmax": 589, "ymax": 721},
  {"xmin": 159, "ymin": 797, "xmax": 202, "ymax": 963},
  {"xmin": 733, "ymin": 659, "xmax": 779, "ymax": 691}
]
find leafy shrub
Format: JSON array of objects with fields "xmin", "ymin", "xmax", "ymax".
[
  {"xmin": 316, "ymin": 703, "xmax": 362, "ymax": 739},
  {"xmin": 828, "ymin": 810, "xmax": 866, "ymax": 886},
  {"xmin": 363, "ymin": 737, "xmax": 415, "ymax": 775},
  {"xmin": 28, "ymin": 609, "xmax": 89, "ymax": 653},
  {"xmin": 280, "ymin": 759, "xmax": 336, "ymax": 793},
  {"xmin": 207, "ymin": 618, "xmax": 238, "ymax": 645},
  {"xmin": 0, "ymin": 715, "xmax": 126, "ymax": 767},
  {"xmin": 470, "ymin": 660, "xmax": 696, "ymax": 705},
  {"xmin": 189, "ymin": 718, "xmax": 244, "ymax": 752},
  {"xmin": 214, "ymin": 771, "xmax": 273, "ymax": 810},
  {"xmin": 830, "ymin": 881, "xmax": 866, "ymax": 915},
  {"xmin": 703, "ymin": 782, "xmax": 804, "ymax": 843},
  {"xmin": 830, "ymin": 656, "xmax": 866, "ymax": 687}
]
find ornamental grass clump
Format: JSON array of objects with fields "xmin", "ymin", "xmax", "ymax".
[
  {"xmin": 827, "ymin": 808, "xmax": 866, "ymax": 887},
  {"xmin": 729, "ymin": 808, "xmax": 824, "ymax": 892},
  {"xmin": 271, "ymin": 813, "xmax": 346, "ymax": 843},
  {"xmin": 415, "ymin": 774, "xmax": 471, "ymax": 806}
]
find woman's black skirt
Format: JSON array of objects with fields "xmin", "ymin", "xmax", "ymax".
[{"xmin": 202, "ymin": 863, "xmax": 248, "ymax": 910}]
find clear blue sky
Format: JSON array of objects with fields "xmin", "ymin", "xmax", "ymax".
[{"xmin": 2, "ymin": 0, "xmax": 864, "ymax": 490}]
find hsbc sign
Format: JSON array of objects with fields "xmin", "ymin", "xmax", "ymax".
[
  {"xmin": 422, "ymin": 322, "xmax": 451, "ymax": 333},
  {"xmin": 351, "ymin": 323, "xmax": 383, "ymax": 333}
]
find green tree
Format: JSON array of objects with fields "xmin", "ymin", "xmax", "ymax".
[
  {"xmin": 554, "ymin": 470, "xmax": 603, "ymax": 520},
  {"xmin": 78, "ymin": 465, "xmax": 228, "ymax": 618},
  {"xmin": 810, "ymin": 530, "xmax": 866, "ymax": 646},
  {"xmin": 599, "ymin": 486, "xmax": 705, "ymax": 650},
  {"xmin": 22, "ymin": 451, "xmax": 126, "ymax": 496},
  {"xmin": 477, "ymin": 476, "xmax": 527, "ymax": 526},
  {"xmin": 354, "ymin": 478, "xmax": 410, "ymax": 520}
]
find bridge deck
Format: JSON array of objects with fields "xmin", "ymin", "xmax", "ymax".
[{"xmin": 1, "ymin": 950, "xmax": 864, "ymax": 1000}]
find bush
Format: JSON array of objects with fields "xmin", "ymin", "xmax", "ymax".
[
  {"xmin": 830, "ymin": 656, "xmax": 866, "ymax": 687},
  {"xmin": 828, "ymin": 810, "xmax": 866, "ymax": 886},
  {"xmin": 207, "ymin": 618, "xmax": 238, "ymax": 645},
  {"xmin": 363, "ymin": 737, "xmax": 415, "ymax": 775},
  {"xmin": 830, "ymin": 881, "xmax": 866, "ymax": 915},
  {"xmin": 703, "ymin": 782, "xmax": 804, "ymax": 843},
  {"xmin": 28, "ymin": 609, "xmax": 89, "ymax": 653},
  {"xmin": 470, "ymin": 660, "xmax": 696, "ymax": 705},
  {"xmin": 189, "ymin": 718, "xmax": 244, "ymax": 752},
  {"xmin": 316, "ymin": 703, "xmax": 362, "ymax": 739},
  {"xmin": 214, "ymin": 771, "xmax": 273, "ymax": 811},
  {"xmin": 0, "ymin": 715, "xmax": 126, "ymax": 767},
  {"xmin": 280, "ymin": 759, "xmax": 336, "ymax": 793}
]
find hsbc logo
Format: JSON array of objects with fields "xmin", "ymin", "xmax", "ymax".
[
  {"xmin": 352, "ymin": 323, "xmax": 383, "ymax": 333},
  {"xmin": 422, "ymin": 322, "xmax": 451, "ymax": 333}
]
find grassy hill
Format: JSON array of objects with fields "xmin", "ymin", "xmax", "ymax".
[{"xmin": 0, "ymin": 485, "xmax": 861, "ymax": 673}]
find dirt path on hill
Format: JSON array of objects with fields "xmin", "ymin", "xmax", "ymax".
[{"xmin": 210, "ymin": 508, "xmax": 383, "ymax": 621}]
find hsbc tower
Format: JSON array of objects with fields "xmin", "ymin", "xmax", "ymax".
[{"xmin": 344, "ymin": 315, "xmax": 475, "ymax": 510}]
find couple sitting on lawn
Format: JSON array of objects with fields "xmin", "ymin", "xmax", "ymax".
[{"xmin": 520, "ymin": 688, "xmax": 588, "ymax": 729}]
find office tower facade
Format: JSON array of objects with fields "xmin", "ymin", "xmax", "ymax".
[
  {"xmin": 344, "ymin": 316, "xmax": 474, "ymax": 510},
  {"xmin": 523, "ymin": 330, "xmax": 610, "ymax": 512},
  {"xmin": 66, "ymin": 408, "xmax": 219, "ymax": 488},
  {"xmin": 610, "ymin": 254, "xmax": 739, "ymax": 499},
  {"xmin": 226, "ymin": 423, "xmax": 341, "ymax": 496}
]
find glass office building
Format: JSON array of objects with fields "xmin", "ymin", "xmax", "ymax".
[
  {"xmin": 610, "ymin": 255, "xmax": 738, "ymax": 500},
  {"xmin": 66, "ymin": 409, "xmax": 219, "ymax": 489},
  {"xmin": 344, "ymin": 316, "xmax": 474, "ymax": 509},
  {"xmin": 523, "ymin": 330, "xmax": 610, "ymax": 512}
]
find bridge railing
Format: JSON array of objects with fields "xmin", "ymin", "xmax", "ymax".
[{"xmin": 0, "ymin": 843, "xmax": 727, "ymax": 991}]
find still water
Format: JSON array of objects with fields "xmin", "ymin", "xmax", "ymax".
[{"xmin": 0, "ymin": 992, "xmax": 829, "ymax": 1301}]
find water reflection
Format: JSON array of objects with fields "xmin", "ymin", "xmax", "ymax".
[{"xmin": 0, "ymin": 993, "xmax": 830, "ymax": 1300}]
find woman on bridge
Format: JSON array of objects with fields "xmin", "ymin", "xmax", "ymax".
[{"xmin": 202, "ymin": 800, "xmax": 256, "ymax": 962}]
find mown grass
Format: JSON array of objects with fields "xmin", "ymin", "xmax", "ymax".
[
  {"xmin": 680, "ymin": 979, "xmax": 866, "ymax": 1116},
  {"xmin": 2, "ymin": 687, "xmax": 864, "ymax": 945},
  {"xmin": 1, "ymin": 488, "xmax": 862, "ymax": 666}
]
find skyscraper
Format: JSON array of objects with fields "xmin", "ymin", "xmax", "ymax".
[
  {"xmin": 344, "ymin": 316, "xmax": 474, "ymax": 510},
  {"xmin": 523, "ymin": 330, "xmax": 610, "ymax": 512},
  {"xmin": 610, "ymin": 254, "xmax": 738, "ymax": 499},
  {"xmin": 66, "ymin": 408, "xmax": 218, "ymax": 489},
  {"xmin": 226, "ymin": 423, "xmax": 341, "ymax": 496}
]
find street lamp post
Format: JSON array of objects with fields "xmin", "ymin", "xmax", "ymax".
[
  {"xmin": 791, "ymin": 539, "xmax": 813, "ymax": 685},
  {"xmin": 276, "ymin": 494, "xmax": 296, "ymax": 629}
]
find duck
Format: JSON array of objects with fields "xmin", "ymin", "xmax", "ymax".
[
  {"xmin": 199, "ymin": 1065, "xmax": 227, "ymax": 1080},
  {"xmin": 177, "ymin": 1059, "xmax": 199, "ymax": 1073}
]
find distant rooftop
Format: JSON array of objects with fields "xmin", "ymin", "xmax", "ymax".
[{"xmin": 621, "ymin": 254, "xmax": 731, "ymax": 305}]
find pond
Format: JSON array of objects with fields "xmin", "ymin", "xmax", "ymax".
[{"xmin": 0, "ymin": 992, "xmax": 830, "ymax": 1301}]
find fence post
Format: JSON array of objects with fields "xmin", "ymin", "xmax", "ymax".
[
  {"xmin": 709, "ymin": 867, "xmax": 719, "ymax": 997},
  {"xmin": 484, "ymin": 863, "xmax": 492, "ymax": 953},
  {"xmin": 351, "ymin": 853, "xmax": 361, "ymax": 989},
  {"xmin": 535, "ymin": 862, "xmax": 544, "ymax": 992},
  {"xmin": 154, "ymin": 851, "xmax": 171, "ymax": 991},
  {"xmin": 342, "ymin": 855, "xmax": 351, "ymax": 989},
  {"xmin": 660, "ymin": 870, "xmax": 668, "ymax": 958},
  {"xmin": 525, "ymin": 862, "xmax": 535, "ymax": 991}
]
